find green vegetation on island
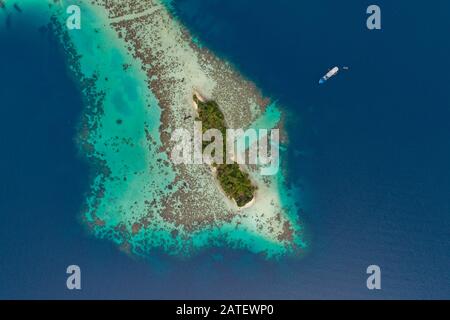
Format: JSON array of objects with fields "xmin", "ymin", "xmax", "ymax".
[{"xmin": 194, "ymin": 95, "xmax": 256, "ymax": 207}]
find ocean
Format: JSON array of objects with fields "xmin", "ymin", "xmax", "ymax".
[{"xmin": 0, "ymin": 0, "xmax": 449, "ymax": 299}]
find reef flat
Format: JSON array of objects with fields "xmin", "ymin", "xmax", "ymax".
[{"xmin": 10, "ymin": 0, "xmax": 306, "ymax": 258}]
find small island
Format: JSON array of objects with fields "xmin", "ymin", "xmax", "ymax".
[
  {"xmin": 194, "ymin": 94, "xmax": 256, "ymax": 207},
  {"xmin": 38, "ymin": 0, "xmax": 308, "ymax": 258}
]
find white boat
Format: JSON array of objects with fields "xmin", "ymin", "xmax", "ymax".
[{"xmin": 319, "ymin": 66, "xmax": 339, "ymax": 84}]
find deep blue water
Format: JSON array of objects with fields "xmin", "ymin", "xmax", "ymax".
[{"xmin": 1, "ymin": 1, "xmax": 449, "ymax": 299}]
